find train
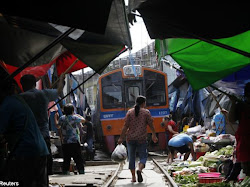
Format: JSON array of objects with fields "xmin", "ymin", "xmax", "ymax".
[{"xmin": 93, "ymin": 65, "xmax": 170, "ymax": 153}]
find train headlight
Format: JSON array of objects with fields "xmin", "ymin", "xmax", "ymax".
[{"xmin": 107, "ymin": 125, "xmax": 112, "ymax": 131}]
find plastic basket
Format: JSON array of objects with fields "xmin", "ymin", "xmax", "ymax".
[{"xmin": 199, "ymin": 177, "xmax": 224, "ymax": 183}]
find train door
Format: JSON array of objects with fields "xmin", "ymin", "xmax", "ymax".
[{"xmin": 124, "ymin": 80, "xmax": 143, "ymax": 109}]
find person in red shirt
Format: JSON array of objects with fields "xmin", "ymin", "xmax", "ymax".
[
  {"xmin": 163, "ymin": 114, "xmax": 178, "ymax": 155},
  {"xmin": 118, "ymin": 96, "xmax": 158, "ymax": 183},
  {"xmin": 228, "ymin": 82, "xmax": 250, "ymax": 177}
]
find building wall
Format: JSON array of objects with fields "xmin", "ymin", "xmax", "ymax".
[{"xmin": 162, "ymin": 62, "xmax": 177, "ymax": 85}]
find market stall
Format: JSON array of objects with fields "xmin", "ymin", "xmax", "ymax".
[{"xmin": 165, "ymin": 125, "xmax": 248, "ymax": 186}]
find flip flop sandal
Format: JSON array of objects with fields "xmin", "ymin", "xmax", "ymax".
[{"xmin": 137, "ymin": 170, "xmax": 143, "ymax": 182}]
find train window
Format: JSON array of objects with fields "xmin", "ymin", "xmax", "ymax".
[
  {"xmin": 128, "ymin": 86, "xmax": 140, "ymax": 103},
  {"xmin": 124, "ymin": 80, "xmax": 142, "ymax": 107},
  {"xmin": 144, "ymin": 70, "xmax": 166, "ymax": 106},
  {"xmin": 102, "ymin": 85, "xmax": 123, "ymax": 109}
]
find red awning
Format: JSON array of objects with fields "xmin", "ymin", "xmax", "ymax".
[{"xmin": 0, "ymin": 51, "xmax": 88, "ymax": 88}]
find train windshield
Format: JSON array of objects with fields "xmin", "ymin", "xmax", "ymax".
[
  {"xmin": 125, "ymin": 80, "xmax": 142, "ymax": 107},
  {"xmin": 102, "ymin": 85, "xmax": 123, "ymax": 109},
  {"xmin": 144, "ymin": 70, "xmax": 166, "ymax": 106}
]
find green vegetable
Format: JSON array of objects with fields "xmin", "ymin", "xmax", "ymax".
[
  {"xmin": 182, "ymin": 184, "xmax": 197, "ymax": 187},
  {"xmin": 215, "ymin": 147, "xmax": 233, "ymax": 156},
  {"xmin": 241, "ymin": 176, "xmax": 250, "ymax": 187},
  {"xmin": 197, "ymin": 156, "xmax": 204, "ymax": 162},
  {"xmin": 197, "ymin": 182, "xmax": 230, "ymax": 187},
  {"xmin": 175, "ymin": 174, "xmax": 199, "ymax": 184},
  {"xmin": 203, "ymin": 158, "xmax": 219, "ymax": 167}
]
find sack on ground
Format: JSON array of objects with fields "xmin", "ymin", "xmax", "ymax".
[{"xmin": 111, "ymin": 144, "xmax": 127, "ymax": 162}]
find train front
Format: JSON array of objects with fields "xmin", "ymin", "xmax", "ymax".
[{"xmin": 97, "ymin": 65, "xmax": 170, "ymax": 153}]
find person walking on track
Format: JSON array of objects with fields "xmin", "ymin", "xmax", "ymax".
[{"xmin": 118, "ymin": 95, "xmax": 158, "ymax": 183}]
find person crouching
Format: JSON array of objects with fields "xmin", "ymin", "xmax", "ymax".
[{"xmin": 167, "ymin": 134, "xmax": 196, "ymax": 163}]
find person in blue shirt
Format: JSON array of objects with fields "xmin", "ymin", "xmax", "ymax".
[
  {"xmin": 0, "ymin": 77, "xmax": 49, "ymax": 187},
  {"xmin": 212, "ymin": 108, "xmax": 226, "ymax": 135},
  {"xmin": 20, "ymin": 74, "xmax": 65, "ymax": 175},
  {"xmin": 56, "ymin": 103, "xmax": 85, "ymax": 174},
  {"xmin": 167, "ymin": 133, "xmax": 196, "ymax": 163}
]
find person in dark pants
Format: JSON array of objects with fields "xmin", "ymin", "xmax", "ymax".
[
  {"xmin": 228, "ymin": 82, "xmax": 250, "ymax": 178},
  {"xmin": 56, "ymin": 103, "xmax": 85, "ymax": 174},
  {"xmin": 20, "ymin": 74, "xmax": 65, "ymax": 175},
  {"xmin": 83, "ymin": 115, "xmax": 94, "ymax": 161},
  {"xmin": 0, "ymin": 75, "xmax": 49, "ymax": 187}
]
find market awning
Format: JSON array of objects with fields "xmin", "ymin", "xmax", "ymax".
[
  {"xmin": 130, "ymin": 1, "xmax": 250, "ymax": 91},
  {"xmin": 0, "ymin": 51, "xmax": 89, "ymax": 88},
  {"xmin": 129, "ymin": 1, "xmax": 250, "ymax": 39},
  {"xmin": 213, "ymin": 65, "xmax": 250, "ymax": 96},
  {"xmin": 155, "ymin": 31, "xmax": 250, "ymax": 90},
  {"xmin": 0, "ymin": 0, "xmax": 131, "ymax": 78},
  {"xmin": 0, "ymin": 1, "xmax": 113, "ymax": 35},
  {"xmin": 156, "ymin": 31, "xmax": 250, "ymax": 90}
]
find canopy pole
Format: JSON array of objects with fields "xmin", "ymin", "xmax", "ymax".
[
  {"xmin": 48, "ymin": 46, "xmax": 129, "ymax": 110},
  {"xmin": 6, "ymin": 27, "xmax": 76, "ymax": 80},
  {"xmin": 194, "ymin": 35, "xmax": 250, "ymax": 58}
]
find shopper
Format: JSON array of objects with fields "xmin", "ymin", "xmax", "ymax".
[
  {"xmin": 84, "ymin": 115, "xmax": 94, "ymax": 161},
  {"xmin": 118, "ymin": 95, "xmax": 158, "ymax": 183},
  {"xmin": 20, "ymin": 74, "xmax": 65, "ymax": 175},
  {"xmin": 56, "ymin": 103, "xmax": 86, "ymax": 174}
]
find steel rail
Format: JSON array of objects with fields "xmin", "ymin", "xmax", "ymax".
[
  {"xmin": 151, "ymin": 158, "xmax": 178, "ymax": 187},
  {"xmin": 103, "ymin": 163, "xmax": 122, "ymax": 187}
]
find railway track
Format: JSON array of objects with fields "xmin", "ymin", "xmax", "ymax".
[
  {"xmin": 151, "ymin": 158, "xmax": 178, "ymax": 187},
  {"xmin": 49, "ymin": 151, "xmax": 178, "ymax": 187},
  {"xmin": 104, "ymin": 156, "xmax": 178, "ymax": 187}
]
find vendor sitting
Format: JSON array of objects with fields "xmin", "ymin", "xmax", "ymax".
[{"xmin": 167, "ymin": 134, "xmax": 197, "ymax": 163}]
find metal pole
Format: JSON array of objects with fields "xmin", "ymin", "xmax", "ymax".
[
  {"xmin": 6, "ymin": 27, "xmax": 76, "ymax": 80},
  {"xmin": 194, "ymin": 35, "xmax": 250, "ymax": 58}
]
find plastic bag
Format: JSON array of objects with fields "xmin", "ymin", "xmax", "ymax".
[
  {"xmin": 111, "ymin": 144, "xmax": 127, "ymax": 163},
  {"xmin": 51, "ymin": 143, "xmax": 58, "ymax": 155},
  {"xmin": 187, "ymin": 125, "xmax": 201, "ymax": 133}
]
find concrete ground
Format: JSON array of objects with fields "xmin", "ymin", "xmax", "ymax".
[
  {"xmin": 49, "ymin": 163, "xmax": 118, "ymax": 186},
  {"xmin": 113, "ymin": 160, "xmax": 167, "ymax": 187}
]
